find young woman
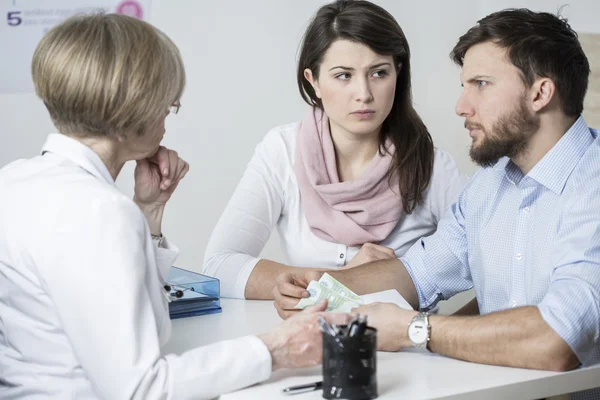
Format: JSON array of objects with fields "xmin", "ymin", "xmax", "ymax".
[
  {"xmin": 0, "ymin": 13, "xmax": 347, "ymax": 400},
  {"xmin": 204, "ymin": 0, "xmax": 467, "ymax": 299}
]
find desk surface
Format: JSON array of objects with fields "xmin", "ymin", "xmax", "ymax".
[{"xmin": 162, "ymin": 299, "xmax": 600, "ymax": 400}]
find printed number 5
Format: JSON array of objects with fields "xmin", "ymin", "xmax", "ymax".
[{"xmin": 7, "ymin": 11, "xmax": 22, "ymax": 26}]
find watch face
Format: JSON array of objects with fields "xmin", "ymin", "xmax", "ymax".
[{"xmin": 408, "ymin": 320, "xmax": 428, "ymax": 344}]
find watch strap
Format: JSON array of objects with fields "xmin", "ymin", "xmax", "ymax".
[{"xmin": 408, "ymin": 312, "xmax": 431, "ymax": 352}]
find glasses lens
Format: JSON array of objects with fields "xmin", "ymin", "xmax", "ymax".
[{"xmin": 170, "ymin": 103, "xmax": 180, "ymax": 114}]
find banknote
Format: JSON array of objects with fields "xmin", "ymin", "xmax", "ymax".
[
  {"xmin": 318, "ymin": 273, "xmax": 362, "ymax": 302},
  {"xmin": 295, "ymin": 273, "xmax": 363, "ymax": 312}
]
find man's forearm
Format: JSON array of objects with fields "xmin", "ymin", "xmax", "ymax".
[
  {"xmin": 429, "ymin": 306, "xmax": 579, "ymax": 371},
  {"xmin": 330, "ymin": 258, "xmax": 419, "ymax": 309}
]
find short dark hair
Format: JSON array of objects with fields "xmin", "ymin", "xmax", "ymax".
[
  {"xmin": 297, "ymin": 0, "xmax": 434, "ymax": 214},
  {"xmin": 451, "ymin": 8, "xmax": 590, "ymax": 117}
]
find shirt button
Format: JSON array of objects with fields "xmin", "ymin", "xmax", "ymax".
[
  {"xmin": 511, "ymin": 300, "xmax": 517, "ymax": 308},
  {"xmin": 339, "ymin": 254, "xmax": 344, "ymax": 259},
  {"xmin": 524, "ymin": 207, "xmax": 530, "ymax": 212},
  {"xmin": 516, "ymin": 253, "xmax": 523, "ymax": 261}
]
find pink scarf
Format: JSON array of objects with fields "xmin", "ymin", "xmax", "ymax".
[{"xmin": 294, "ymin": 107, "xmax": 402, "ymax": 247}]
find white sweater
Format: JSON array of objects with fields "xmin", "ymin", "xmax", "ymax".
[{"xmin": 204, "ymin": 122, "xmax": 468, "ymax": 298}]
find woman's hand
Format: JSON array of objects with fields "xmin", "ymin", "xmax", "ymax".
[
  {"xmin": 133, "ymin": 146, "xmax": 189, "ymax": 235},
  {"xmin": 343, "ymin": 243, "xmax": 397, "ymax": 269}
]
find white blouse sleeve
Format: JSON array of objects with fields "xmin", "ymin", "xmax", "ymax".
[
  {"xmin": 39, "ymin": 197, "xmax": 271, "ymax": 400},
  {"xmin": 428, "ymin": 148, "xmax": 470, "ymax": 223},
  {"xmin": 203, "ymin": 129, "xmax": 288, "ymax": 298}
]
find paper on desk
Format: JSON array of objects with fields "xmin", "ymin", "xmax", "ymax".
[{"xmin": 360, "ymin": 289, "xmax": 413, "ymax": 310}]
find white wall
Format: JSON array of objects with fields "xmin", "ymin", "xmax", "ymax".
[
  {"xmin": 0, "ymin": 1, "xmax": 597, "ymax": 310},
  {"xmin": 0, "ymin": 0, "xmax": 479, "ymax": 273},
  {"xmin": 478, "ymin": 0, "xmax": 600, "ymax": 33},
  {"xmin": 149, "ymin": 0, "xmax": 482, "ymax": 270}
]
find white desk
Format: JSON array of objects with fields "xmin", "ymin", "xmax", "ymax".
[{"xmin": 162, "ymin": 299, "xmax": 600, "ymax": 400}]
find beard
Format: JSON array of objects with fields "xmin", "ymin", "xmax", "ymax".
[{"xmin": 468, "ymin": 97, "xmax": 540, "ymax": 167}]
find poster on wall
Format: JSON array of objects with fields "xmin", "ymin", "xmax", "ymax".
[
  {"xmin": 0, "ymin": 0, "xmax": 151, "ymax": 94},
  {"xmin": 580, "ymin": 33, "xmax": 600, "ymax": 130}
]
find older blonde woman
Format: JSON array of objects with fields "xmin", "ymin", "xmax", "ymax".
[{"xmin": 0, "ymin": 13, "xmax": 346, "ymax": 400}]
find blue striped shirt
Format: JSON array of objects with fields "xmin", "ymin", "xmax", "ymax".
[{"xmin": 402, "ymin": 116, "xmax": 600, "ymax": 398}]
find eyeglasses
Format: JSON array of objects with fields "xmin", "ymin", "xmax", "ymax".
[{"xmin": 169, "ymin": 102, "xmax": 181, "ymax": 115}]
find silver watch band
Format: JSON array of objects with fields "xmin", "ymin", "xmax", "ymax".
[{"xmin": 408, "ymin": 312, "xmax": 431, "ymax": 352}]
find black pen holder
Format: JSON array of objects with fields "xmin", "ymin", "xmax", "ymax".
[{"xmin": 322, "ymin": 326, "xmax": 378, "ymax": 400}]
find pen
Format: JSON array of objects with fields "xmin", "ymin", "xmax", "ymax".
[
  {"xmin": 282, "ymin": 381, "xmax": 323, "ymax": 395},
  {"xmin": 349, "ymin": 315, "xmax": 368, "ymax": 337},
  {"xmin": 317, "ymin": 316, "xmax": 337, "ymax": 337},
  {"xmin": 345, "ymin": 313, "xmax": 360, "ymax": 336}
]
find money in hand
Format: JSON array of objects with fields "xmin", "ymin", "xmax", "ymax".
[
  {"xmin": 295, "ymin": 273, "xmax": 363, "ymax": 312},
  {"xmin": 319, "ymin": 273, "xmax": 363, "ymax": 302}
]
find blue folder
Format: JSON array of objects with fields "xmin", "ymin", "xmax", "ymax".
[{"xmin": 165, "ymin": 267, "xmax": 222, "ymax": 319}]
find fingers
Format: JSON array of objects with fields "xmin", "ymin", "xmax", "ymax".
[
  {"xmin": 361, "ymin": 243, "xmax": 396, "ymax": 261},
  {"xmin": 152, "ymin": 146, "xmax": 170, "ymax": 177},
  {"xmin": 377, "ymin": 245, "xmax": 396, "ymax": 258},
  {"xmin": 175, "ymin": 159, "xmax": 190, "ymax": 181},
  {"xmin": 355, "ymin": 302, "xmax": 377, "ymax": 313},
  {"xmin": 273, "ymin": 289, "xmax": 303, "ymax": 311},
  {"xmin": 364, "ymin": 243, "xmax": 396, "ymax": 258},
  {"xmin": 278, "ymin": 309, "xmax": 300, "ymax": 320},
  {"xmin": 320, "ymin": 312, "xmax": 352, "ymax": 326},
  {"xmin": 164, "ymin": 159, "xmax": 190, "ymax": 194},
  {"xmin": 273, "ymin": 276, "xmax": 313, "ymax": 320},
  {"xmin": 148, "ymin": 147, "xmax": 188, "ymax": 191},
  {"xmin": 303, "ymin": 299, "xmax": 328, "ymax": 313},
  {"xmin": 276, "ymin": 273, "xmax": 310, "ymax": 299},
  {"xmin": 274, "ymin": 298, "xmax": 301, "ymax": 319},
  {"xmin": 160, "ymin": 149, "xmax": 178, "ymax": 190},
  {"xmin": 165, "ymin": 150, "xmax": 181, "ymax": 186}
]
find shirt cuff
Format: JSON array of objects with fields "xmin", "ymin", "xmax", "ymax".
[
  {"xmin": 537, "ymin": 283, "xmax": 600, "ymax": 366},
  {"xmin": 166, "ymin": 335, "xmax": 272, "ymax": 399},
  {"xmin": 154, "ymin": 235, "xmax": 179, "ymax": 282},
  {"xmin": 245, "ymin": 335, "xmax": 273, "ymax": 380},
  {"xmin": 401, "ymin": 251, "xmax": 441, "ymax": 311}
]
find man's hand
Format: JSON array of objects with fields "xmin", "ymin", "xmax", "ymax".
[
  {"xmin": 133, "ymin": 146, "xmax": 189, "ymax": 235},
  {"xmin": 273, "ymin": 270, "xmax": 324, "ymax": 319},
  {"xmin": 259, "ymin": 300, "xmax": 350, "ymax": 370},
  {"xmin": 344, "ymin": 243, "xmax": 396, "ymax": 269},
  {"xmin": 355, "ymin": 302, "xmax": 416, "ymax": 352}
]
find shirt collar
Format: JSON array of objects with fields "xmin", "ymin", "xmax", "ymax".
[
  {"xmin": 41, "ymin": 133, "xmax": 116, "ymax": 186},
  {"xmin": 493, "ymin": 116, "xmax": 595, "ymax": 193},
  {"xmin": 526, "ymin": 116, "xmax": 594, "ymax": 194}
]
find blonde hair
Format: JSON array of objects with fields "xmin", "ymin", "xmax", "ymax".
[{"xmin": 31, "ymin": 12, "xmax": 185, "ymax": 137}]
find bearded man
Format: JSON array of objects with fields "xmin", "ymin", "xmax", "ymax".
[{"xmin": 272, "ymin": 8, "xmax": 600, "ymax": 399}]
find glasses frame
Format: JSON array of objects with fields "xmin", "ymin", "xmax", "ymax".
[{"xmin": 169, "ymin": 102, "xmax": 181, "ymax": 115}]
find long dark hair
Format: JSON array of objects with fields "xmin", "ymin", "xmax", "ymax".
[{"xmin": 297, "ymin": 0, "xmax": 434, "ymax": 214}]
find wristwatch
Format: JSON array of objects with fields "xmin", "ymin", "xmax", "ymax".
[{"xmin": 407, "ymin": 312, "xmax": 431, "ymax": 352}]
